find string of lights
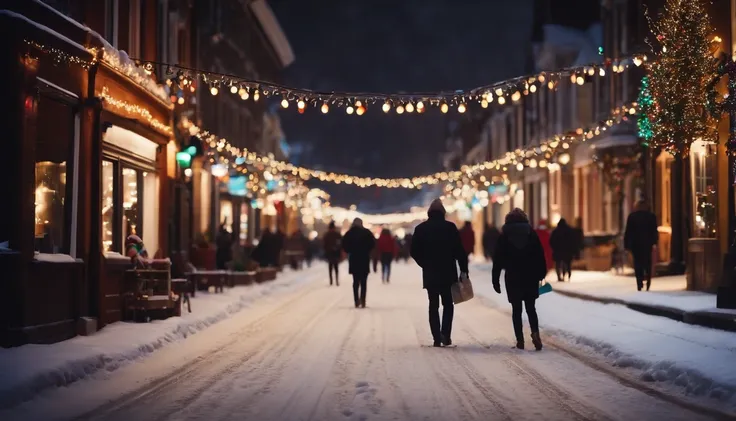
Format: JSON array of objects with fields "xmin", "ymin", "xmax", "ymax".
[
  {"xmin": 100, "ymin": 87, "xmax": 173, "ymax": 136},
  {"xmin": 188, "ymin": 103, "xmax": 637, "ymax": 189},
  {"xmin": 146, "ymin": 55, "xmax": 647, "ymax": 114}
]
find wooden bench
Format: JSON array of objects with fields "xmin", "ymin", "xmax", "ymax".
[
  {"xmin": 231, "ymin": 271, "xmax": 256, "ymax": 286},
  {"xmin": 171, "ymin": 278, "xmax": 193, "ymax": 313},
  {"xmin": 123, "ymin": 268, "xmax": 177, "ymax": 322},
  {"xmin": 187, "ymin": 270, "xmax": 228, "ymax": 294},
  {"xmin": 256, "ymin": 267, "xmax": 278, "ymax": 283}
]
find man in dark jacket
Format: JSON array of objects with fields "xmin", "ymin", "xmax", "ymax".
[
  {"xmin": 411, "ymin": 199, "xmax": 469, "ymax": 347},
  {"xmin": 215, "ymin": 223, "xmax": 233, "ymax": 270},
  {"xmin": 624, "ymin": 200, "xmax": 659, "ymax": 291},
  {"xmin": 342, "ymin": 218, "xmax": 375, "ymax": 308},
  {"xmin": 323, "ymin": 221, "xmax": 342, "ymax": 286},
  {"xmin": 492, "ymin": 208, "xmax": 547, "ymax": 351}
]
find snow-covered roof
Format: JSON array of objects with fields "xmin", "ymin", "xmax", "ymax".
[{"xmin": 248, "ymin": 0, "xmax": 295, "ymax": 68}]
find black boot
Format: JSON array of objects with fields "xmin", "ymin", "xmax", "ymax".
[
  {"xmin": 531, "ymin": 332, "xmax": 543, "ymax": 351},
  {"xmin": 514, "ymin": 341, "xmax": 524, "ymax": 350}
]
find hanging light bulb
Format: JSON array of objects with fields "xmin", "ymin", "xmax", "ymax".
[
  {"xmin": 321, "ymin": 103, "xmax": 329, "ymax": 114},
  {"xmin": 253, "ymin": 90, "xmax": 260, "ymax": 101},
  {"xmin": 547, "ymin": 81, "xmax": 555, "ymax": 90},
  {"xmin": 210, "ymin": 86, "xmax": 219, "ymax": 96},
  {"xmin": 406, "ymin": 102, "xmax": 415, "ymax": 113},
  {"xmin": 230, "ymin": 86, "xmax": 238, "ymax": 94},
  {"xmin": 346, "ymin": 106, "xmax": 354, "ymax": 114},
  {"xmin": 177, "ymin": 96, "xmax": 185, "ymax": 105},
  {"xmin": 240, "ymin": 90, "xmax": 249, "ymax": 100},
  {"xmin": 355, "ymin": 100, "xmax": 362, "ymax": 107},
  {"xmin": 576, "ymin": 76, "xmax": 585, "ymax": 85},
  {"xmin": 356, "ymin": 105, "xmax": 366, "ymax": 115},
  {"xmin": 457, "ymin": 103, "xmax": 466, "ymax": 113},
  {"xmin": 281, "ymin": 99, "xmax": 289, "ymax": 108},
  {"xmin": 516, "ymin": 163, "xmax": 524, "ymax": 171},
  {"xmin": 396, "ymin": 104, "xmax": 405, "ymax": 114},
  {"xmin": 382, "ymin": 101, "xmax": 391, "ymax": 113},
  {"xmin": 498, "ymin": 96, "xmax": 506, "ymax": 105},
  {"xmin": 599, "ymin": 68, "xmax": 606, "ymax": 77},
  {"xmin": 558, "ymin": 153, "xmax": 571, "ymax": 165},
  {"xmin": 530, "ymin": 84, "xmax": 537, "ymax": 93},
  {"xmin": 495, "ymin": 88, "xmax": 503, "ymax": 96},
  {"xmin": 481, "ymin": 99, "xmax": 489, "ymax": 108},
  {"xmin": 511, "ymin": 91, "xmax": 521, "ymax": 102},
  {"xmin": 440, "ymin": 103, "xmax": 449, "ymax": 113},
  {"xmin": 416, "ymin": 101, "xmax": 425, "ymax": 112},
  {"xmin": 297, "ymin": 100, "xmax": 306, "ymax": 110}
]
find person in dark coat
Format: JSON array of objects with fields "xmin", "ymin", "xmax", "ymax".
[
  {"xmin": 252, "ymin": 230, "xmax": 274, "ymax": 267},
  {"xmin": 482, "ymin": 224, "xmax": 501, "ymax": 261},
  {"xmin": 624, "ymin": 200, "xmax": 659, "ymax": 291},
  {"xmin": 342, "ymin": 218, "xmax": 376, "ymax": 308},
  {"xmin": 459, "ymin": 221, "xmax": 476, "ymax": 257},
  {"xmin": 550, "ymin": 218, "xmax": 576, "ymax": 282},
  {"xmin": 323, "ymin": 221, "xmax": 343, "ymax": 286},
  {"xmin": 273, "ymin": 228, "xmax": 285, "ymax": 269},
  {"xmin": 492, "ymin": 208, "xmax": 547, "ymax": 351},
  {"xmin": 377, "ymin": 228, "xmax": 397, "ymax": 283},
  {"xmin": 411, "ymin": 199, "xmax": 469, "ymax": 347},
  {"xmin": 402, "ymin": 233, "xmax": 413, "ymax": 262},
  {"xmin": 215, "ymin": 223, "xmax": 233, "ymax": 270}
]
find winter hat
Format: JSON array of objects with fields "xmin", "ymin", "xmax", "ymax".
[
  {"xmin": 353, "ymin": 218, "xmax": 364, "ymax": 227},
  {"xmin": 505, "ymin": 208, "xmax": 529, "ymax": 224},
  {"xmin": 428, "ymin": 198, "xmax": 446, "ymax": 216}
]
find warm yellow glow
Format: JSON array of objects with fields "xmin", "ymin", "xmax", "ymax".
[
  {"xmin": 495, "ymin": 88, "xmax": 503, "ymax": 96},
  {"xmin": 576, "ymin": 76, "xmax": 585, "ymax": 85},
  {"xmin": 281, "ymin": 99, "xmax": 289, "ymax": 108},
  {"xmin": 253, "ymin": 90, "xmax": 260, "ymax": 101},
  {"xmin": 321, "ymin": 103, "xmax": 329, "ymax": 113},
  {"xmin": 177, "ymin": 97, "xmax": 185, "ymax": 105},
  {"xmin": 457, "ymin": 103, "xmax": 466, "ymax": 113},
  {"xmin": 297, "ymin": 100, "xmax": 306, "ymax": 109},
  {"xmin": 599, "ymin": 68, "xmax": 606, "ymax": 76},
  {"xmin": 498, "ymin": 96, "xmax": 506, "ymax": 105},
  {"xmin": 529, "ymin": 85, "xmax": 537, "ymax": 93},
  {"xmin": 416, "ymin": 101, "xmax": 425, "ymax": 111},
  {"xmin": 406, "ymin": 102, "xmax": 415, "ymax": 113},
  {"xmin": 382, "ymin": 102, "xmax": 391, "ymax": 112},
  {"xmin": 481, "ymin": 99, "xmax": 488, "ymax": 108},
  {"xmin": 210, "ymin": 86, "xmax": 219, "ymax": 96},
  {"xmin": 511, "ymin": 91, "xmax": 521, "ymax": 102},
  {"xmin": 558, "ymin": 153, "xmax": 571, "ymax": 165},
  {"xmin": 230, "ymin": 86, "xmax": 238, "ymax": 94},
  {"xmin": 396, "ymin": 105, "xmax": 405, "ymax": 114},
  {"xmin": 346, "ymin": 106, "xmax": 354, "ymax": 114},
  {"xmin": 516, "ymin": 163, "xmax": 524, "ymax": 171},
  {"xmin": 440, "ymin": 103, "xmax": 449, "ymax": 113},
  {"xmin": 100, "ymin": 87, "xmax": 172, "ymax": 136},
  {"xmin": 356, "ymin": 105, "xmax": 365, "ymax": 115}
]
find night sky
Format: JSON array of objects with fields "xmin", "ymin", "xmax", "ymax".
[{"xmin": 269, "ymin": 0, "xmax": 534, "ymax": 210}]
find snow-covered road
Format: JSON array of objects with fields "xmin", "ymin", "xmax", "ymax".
[{"xmin": 2, "ymin": 262, "xmax": 722, "ymax": 421}]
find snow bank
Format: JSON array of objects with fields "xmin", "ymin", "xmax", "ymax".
[
  {"xmin": 471, "ymin": 264, "xmax": 736, "ymax": 409},
  {"xmin": 0, "ymin": 267, "xmax": 324, "ymax": 409},
  {"xmin": 33, "ymin": 253, "xmax": 79, "ymax": 263}
]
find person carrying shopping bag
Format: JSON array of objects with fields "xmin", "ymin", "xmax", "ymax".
[
  {"xmin": 492, "ymin": 208, "xmax": 547, "ymax": 351},
  {"xmin": 411, "ymin": 199, "xmax": 469, "ymax": 347}
]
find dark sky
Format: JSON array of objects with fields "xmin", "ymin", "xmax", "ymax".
[{"xmin": 269, "ymin": 0, "xmax": 534, "ymax": 209}]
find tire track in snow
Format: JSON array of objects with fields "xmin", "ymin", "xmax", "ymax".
[
  {"xmin": 77, "ymin": 284, "xmax": 344, "ymax": 421},
  {"xmin": 461, "ymin": 325, "xmax": 614, "ymax": 421}
]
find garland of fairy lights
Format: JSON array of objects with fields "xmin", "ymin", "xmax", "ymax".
[
  {"xmin": 24, "ymin": 37, "xmax": 639, "ymax": 189},
  {"xmin": 100, "ymin": 87, "xmax": 173, "ymax": 136},
  {"xmin": 147, "ymin": 56, "xmax": 647, "ymax": 114},
  {"xmin": 193, "ymin": 103, "xmax": 637, "ymax": 189}
]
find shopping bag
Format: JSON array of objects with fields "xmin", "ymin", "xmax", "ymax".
[
  {"xmin": 451, "ymin": 273, "xmax": 475, "ymax": 304},
  {"xmin": 539, "ymin": 280, "xmax": 553, "ymax": 295}
]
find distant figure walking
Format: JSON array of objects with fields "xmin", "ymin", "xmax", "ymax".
[
  {"xmin": 459, "ymin": 221, "xmax": 476, "ymax": 258},
  {"xmin": 482, "ymin": 224, "xmax": 501, "ymax": 261},
  {"xmin": 624, "ymin": 200, "xmax": 659, "ymax": 291},
  {"xmin": 323, "ymin": 221, "xmax": 342, "ymax": 286},
  {"xmin": 342, "ymin": 218, "xmax": 376, "ymax": 308},
  {"xmin": 377, "ymin": 228, "xmax": 397, "ymax": 283},
  {"xmin": 215, "ymin": 223, "xmax": 233, "ymax": 270},
  {"xmin": 411, "ymin": 199, "xmax": 469, "ymax": 347},
  {"xmin": 492, "ymin": 208, "xmax": 547, "ymax": 351},
  {"xmin": 550, "ymin": 218, "xmax": 576, "ymax": 282}
]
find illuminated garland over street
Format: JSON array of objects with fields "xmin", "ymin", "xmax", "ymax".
[
  {"xmin": 190, "ymin": 103, "xmax": 637, "ymax": 189},
  {"xmin": 146, "ymin": 57, "xmax": 646, "ymax": 114}
]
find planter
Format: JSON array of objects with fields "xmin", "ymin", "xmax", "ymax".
[
  {"xmin": 256, "ymin": 267, "xmax": 277, "ymax": 283},
  {"xmin": 687, "ymin": 238, "xmax": 721, "ymax": 292},
  {"xmin": 231, "ymin": 271, "xmax": 256, "ymax": 286}
]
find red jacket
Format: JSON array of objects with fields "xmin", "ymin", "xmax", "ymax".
[
  {"xmin": 460, "ymin": 226, "xmax": 475, "ymax": 255},
  {"xmin": 535, "ymin": 228, "xmax": 553, "ymax": 270},
  {"xmin": 377, "ymin": 233, "xmax": 397, "ymax": 256}
]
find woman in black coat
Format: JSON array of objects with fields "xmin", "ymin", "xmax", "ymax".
[
  {"xmin": 492, "ymin": 208, "xmax": 547, "ymax": 350},
  {"xmin": 549, "ymin": 218, "xmax": 576, "ymax": 282},
  {"xmin": 342, "ymin": 218, "xmax": 376, "ymax": 308}
]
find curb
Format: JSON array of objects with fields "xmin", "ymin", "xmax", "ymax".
[{"xmin": 553, "ymin": 289, "xmax": 736, "ymax": 332}]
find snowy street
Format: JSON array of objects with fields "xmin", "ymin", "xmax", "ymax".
[{"xmin": 2, "ymin": 262, "xmax": 731, "ymax": 421}]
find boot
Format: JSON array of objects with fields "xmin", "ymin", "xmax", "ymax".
[
  {"xmin": 531, "ymin": 332, "xmax": 543, "ymax": 351},
  {"xmin": 514, "ymin": 341, "xmax": 524, "ymax": 350}
]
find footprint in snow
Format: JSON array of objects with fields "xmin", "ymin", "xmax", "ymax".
[
  {"xmin": 355, "ymin": 381, "xmax": 369, "ymax": 388},
  {"xmin": 342, "ymin": 408, "xmax": 353, "ymax": 417}
]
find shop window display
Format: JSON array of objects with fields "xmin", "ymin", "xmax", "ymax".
[
  {"xmin": 102, "ymin": 160, "xmax": 115, "ymax": 252},
  {"xmin": 690, "ymin": 140, "xmax": 717, "ymax": 238}
]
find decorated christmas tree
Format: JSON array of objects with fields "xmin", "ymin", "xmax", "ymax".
[
  {"xmin": 646, "ymin": 0, "xmax": 719, "ymax": 154},
  {"xmin": 637, "ymin": 76, "xmax": 653, "ymax": 146}
]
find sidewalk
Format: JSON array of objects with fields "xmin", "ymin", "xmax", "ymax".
[
  {"xmin": 552, "ymin": 271, "xmax": 736, "ymax": 332},
  {"xmin": 0, "ymin": 265, "xmax": 326, "ymax": 410}
]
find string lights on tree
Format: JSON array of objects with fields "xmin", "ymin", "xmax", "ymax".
[
  {"xmin": 636, "ymin": 76, "xmax": 654, "ymax": 146},
  {"xmin": 646, "ymin": 0, "xmax": 719, "ymax": 155}
]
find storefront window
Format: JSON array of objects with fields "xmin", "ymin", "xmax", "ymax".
[
  {"xmin": 102, "ymin": 160, "xmax": 115, "ymax": 252},
  {"xmin": 220, "ymin": 200, "xmax": 233, "ymax": 232},
  {"xmin": 690, "ymin": 140, "xmax": 718, "ymax": 238},
  {"xmin": 122, "ymin": 168, "xmax": 140, "ymax": 248},
  {"xmin": 240, "ymin": 202, "xmax": 249, "ymax": 245},
  {"xmin": 34, "ymin": 97, "xmax": 75, "ymax": 254},
  {"xmin": 35, "ymin": 162, "xmax": 68, "ymax": 253}
]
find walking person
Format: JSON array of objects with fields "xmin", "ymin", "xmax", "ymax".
[
  {"xmin": 323, "ymin": 221, "xmax": 342, "ymax": 286},
  {"xmin": 411, "ymin": 199, "xmax": 469, "ymax": 347},
  {"xmin": 550, "ymin": 218, "xmax": 575, "ymax": 282},
  {"xmin": 492, "ymin": 208, "xmax": 547, "ymax": 351},
  {"xmin": 377, "ymin": 228, "xmax": 397, "ymax": 283},
  {"xmin": 342, "ymin": 218, "xmax": 375, "ymax": 308},
  {"xmin": 215, "ymin": 223, "xmax": 233, "ymax": 270},
  {"xmin": 482, "ymin": 224, "xmax": 501, "ymax": 262},
  {"xmin": 535, "ymin": 219, "xmax": 553, "ymax": 275},
  {"xmin": 459, "ymin": 221, "xmax": 476, "ymax": 258},
  {"xmin": 624, "ymin": 200, "xmax": 659, "ymax": 291}
]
